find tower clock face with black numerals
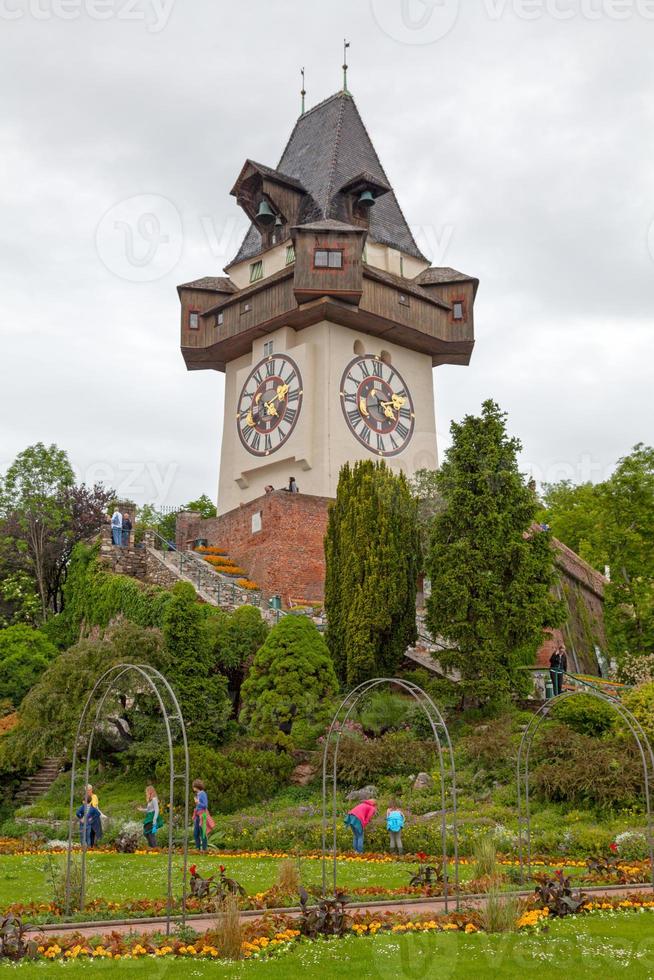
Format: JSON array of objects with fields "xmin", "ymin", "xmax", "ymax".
[
  {"xmin": 236, "ymin": 354, "xmax": 303, "ymax": 456},
  {"xmin": 340, "ymin": 355, "xmax": 415, "ymax": 457}
]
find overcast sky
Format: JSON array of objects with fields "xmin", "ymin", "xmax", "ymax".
[{"xmin": 1, "ymin": 0, "xmax": 653, "ymax": 507}]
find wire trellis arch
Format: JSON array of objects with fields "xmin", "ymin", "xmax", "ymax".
[
  {"xmin": 64, "ymin": 663, "xmax": 190, "ymax": 934},
  {"xmin": 517, "ymin": 688, "xmax": 654, "ymax": 890},
  {"xmin": 321, "ymin": 678, "xmax": 460, "ymax": 910}
]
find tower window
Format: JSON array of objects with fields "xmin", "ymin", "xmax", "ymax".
[
  {"xmin": 314, "ymin": 249, "xmax": 343, "ymax": 269},
  {"xmin": 263, "ymin": 340, "xmax": 274, "ymax": 356},
  {"xmin": 250, "ymin": 260, "xmax": 263, "ymax": 283},
  {"xmin": 453, "ymin": 300, "xmax": 465, "ymax": 321},
  {"xmin": 216, "ymin": 311, "xmax": 224, "ymax": 326},
  {"xmin": 188, "ymin": 310, "xmax": 200, "ymax": 330},
  {"xmin": 285, "ymin": 244, "xmax": 295, "ymax": 265}
]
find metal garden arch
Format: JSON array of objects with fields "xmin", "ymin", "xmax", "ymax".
[
  {"xmin": 517, "ymin": 688, "xmax": 654, "ymax": 890},
  {"xmin": 65, "ymin": 663, "xmax": 190, "ymax": 934},
  {"xmin": 321, "ymin": 678, "xmax": 460, "ymax": 910}
]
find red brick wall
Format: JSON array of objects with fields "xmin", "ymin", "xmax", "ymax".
[{"xmin": 176, "ymin": 491, "xmax": 331, "ymax": 602}]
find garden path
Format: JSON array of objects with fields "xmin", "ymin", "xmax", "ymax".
[{"xmin": 23, "ymin": 882, "xmax": 649, "ymax": 941}]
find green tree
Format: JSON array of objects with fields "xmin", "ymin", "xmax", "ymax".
[
  {"xmin": 0, "ymin": 622, "xmax": 167, "ymax": 770},
  {"xmin": 426, "ymin": 400, "xmax": 563, "ymax": 707},
  {"xmin": 136, "ymin": 494, "xmax": 217, "ymax": 546},
  {"xmin": 0, "ymin": 443, "xmax": 111, "ymax": 619},
  {"xmin": 206, "ymin": 605, "xmax": 269, "ymax": 713},
  {"xmin": 162, "ymin": 582, "xmax": 231, "ymax": 744},
  {"xmin": 239, "ymin": 615, "xmax": 338, "ymax": 739},
  {"xmin": 544, "ymin": 444, "xmax": 654, "ymax": 674},
  {"xmin": 325, "ymin": 461, "xmax": 420, "ymax": 685},
  {"xmin": 0, "ymin": 624, "xmax": 58, "ymax": 707}
]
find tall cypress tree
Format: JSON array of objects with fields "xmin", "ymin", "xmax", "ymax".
[
  {"xmin": 426, "ymin": 400, "xmax": 563, "ymax": 707},
  {"xmin": 325, "ymin": 460, "xmax": 420, "ymax": 686}
]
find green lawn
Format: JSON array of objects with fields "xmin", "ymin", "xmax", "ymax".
[
  {"xmin": 0, "ymin": 851, "xmax": 602, "ymax": 923},
  {"xmin": 0, "ymin": 852, "xmax": 429, "ymax": 912},
  {"xmin": 1, "ymin": 914, "xmax": 654, "ymax": 977}
]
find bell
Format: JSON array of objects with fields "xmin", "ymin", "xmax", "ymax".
[
  {"xmin": 358, "ymin": 189, "xmax": 375, "ymax": 209},
  {"xmin": 255, "ymin": 200, "xmax": 276, "ymax": 226}
]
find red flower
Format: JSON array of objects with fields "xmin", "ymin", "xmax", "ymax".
[
  {"xmin": 189, "ymin": 865, "xmax": 197, "ymax": 876},
  {"xmin": 610, "ymin": 842, "xmax": 619, "ymax": 853},
  {"xmin": 219, "ymin": 865, "xmax": 226, "ymax": 873},
  {"xmin": 416, "ymin": 852, "xmax": 427, "ymax": 862}
]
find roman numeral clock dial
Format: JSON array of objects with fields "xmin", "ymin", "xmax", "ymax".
[
  {"xmin": 340, "ymin": 356, "xmax": 415, "ymax": 457},
  {"xmin": 237, "ymin": 354, "xmax": 303, "ymax": 456}
]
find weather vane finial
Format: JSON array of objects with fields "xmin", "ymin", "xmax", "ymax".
[
  {"xmin": 343, "ymin": 39, "xmax": 350, "ymax": 93},
  {"xmin": 300, "ymin": 67, "xmax": 306, "ymax": 115}
]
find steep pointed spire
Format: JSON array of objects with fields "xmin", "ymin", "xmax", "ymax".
[{"xmin": 230, "ymin": 91, "xmax": 426, "ymax": 266}]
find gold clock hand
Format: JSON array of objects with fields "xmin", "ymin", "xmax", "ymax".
[
  {"xmin": 265, "ymin": 400, "xmax": 279, "ymax": 418},
  {"xmin": 359, "ymin": 396, "xmax": 370, "ymax": 418}
]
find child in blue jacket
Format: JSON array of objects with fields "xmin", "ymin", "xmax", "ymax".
[{"xmin": 386, "ymin": 801, "xmax": 405, "ymax": 856}]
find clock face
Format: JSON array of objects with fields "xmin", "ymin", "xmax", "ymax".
[
  {"xmin": 236, "ymin": 354, "xmax": 303, "ymax": 456},
  {"xmin": 340, "ymin": 355, "xmax": 415, "ymax": 457}
]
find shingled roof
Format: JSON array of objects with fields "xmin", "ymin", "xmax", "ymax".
[
  {"xmin": 177, "ymin": 276, "xmax": 236, "ymax": 294},
  {"xmin": 231, "ymin": 91, "xmax": 427, "ymax": 265}
]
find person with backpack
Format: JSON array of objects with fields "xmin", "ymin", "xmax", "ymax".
[
  {"xmin": 344, "ymin": 798, "xmax": 377, "ymax": 854},
  {"xmin": 386, "ymin": 801, "xmax": 405, "ymax": 856}
]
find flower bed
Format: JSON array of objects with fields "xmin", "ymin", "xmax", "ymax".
[{"xmin": 20, "ymin": 898, "xmax": 654, "ymax": 965}]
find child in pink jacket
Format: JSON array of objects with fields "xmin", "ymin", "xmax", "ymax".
[{"xmin": 344, "ymin": 799, "xmax": 377, "ymax": 853}]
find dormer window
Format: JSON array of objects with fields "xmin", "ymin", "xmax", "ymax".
[
  {"xmin": 188, "ymin": 311, "xmax": 200, "ymax": 330},
  {"xmin": 250, "ymin": 260, "xmax": 263, "ymax": 283},
  {"xmin": 453, "ymin": 300, "xmax": 465, "ymax": 321},
  {"xmin": 314, "ymin": 249, "xmax": 343, "ymax": 269},
  {"xmin": 216, "ymin": 311, "xmax": 224, "ymax": 326},
  {"xmin": 286, "ymin": 244, "xmax": 295, "ymax": 265}
]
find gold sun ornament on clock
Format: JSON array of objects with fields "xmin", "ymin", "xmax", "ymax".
[
  {"xmin": 340, "ymin": 355, "xmax": 415, "ymax": 457},
  {"xmin": 236, "ymin": 354, "xmax": 303, "ymax": 456}
]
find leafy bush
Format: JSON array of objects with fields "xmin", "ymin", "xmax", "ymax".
[
  {"xmin": 621, "ymin": 682, "xmax": 654, "ymax": 745},
  {"xmin": 332, "ymin": 732, "xmax": 436, "ymax": 786},
  {"xmin": 0, "ymin": 625, "xmax": 58, "ymax": 707},
  {"xmin": 531, "ymin": 724, "xmax": 644, "ymax": 809},
  {"xmin": 159, "ymin": 743, "xmax": 294, "ymax": 816},
  {"xmin": 555, "ymin": 695, "xmax": 615, "ymax": 738},
  {"xmin": 459, "ymin": 718, "xmax": 516, "ymax": 782},
  {"xmin": 614, "ymin": 830, "xmax": 649, "ymax": 861}
]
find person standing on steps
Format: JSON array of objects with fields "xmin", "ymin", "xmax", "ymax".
[
  {"xmin": 558, "ymin": 644, "xmax": 568, "ymax": 690},
  {"xmin": 549, "ymin": 647, "xmax": 562, "ymax": 696},
  {"xmin": 110, "ymin": 508, "xmax": 122, "ymax": 546},
  {"xmin": 344, "ymin": 798, "xmax": 377, "ymax": 854},
  {"xmin": 121, "ymin": 512, "xmax": 132, "ymax": 547}
]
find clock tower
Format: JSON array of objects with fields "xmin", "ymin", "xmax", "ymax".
[{"xmin": 177, "ymin": 88, "xmax": 478, "ymax": 599}]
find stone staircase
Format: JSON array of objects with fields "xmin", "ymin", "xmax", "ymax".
[
  {"xmin": 16, "ymin": 756, "xmax": 64, "ymax": 804},
  {"xmin": 144, "ymin": 539, "xmax": 285, "ymax": 623}
]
